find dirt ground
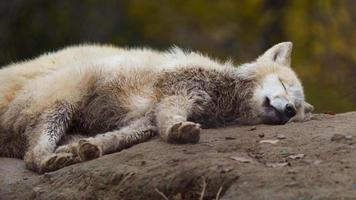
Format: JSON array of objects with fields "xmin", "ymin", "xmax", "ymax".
[{"xmin": 1, "ymin": 112, "xmax": 356, "ymax": 200}]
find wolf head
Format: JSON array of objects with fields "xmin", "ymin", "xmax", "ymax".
[{"xmin": 238, "ymin": 42, "xmax": 314, "ymax": 124}]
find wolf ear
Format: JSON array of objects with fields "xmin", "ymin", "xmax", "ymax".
[{"xmin": 257, "ymin": 42, "xmax": 293, "ymax": 67}]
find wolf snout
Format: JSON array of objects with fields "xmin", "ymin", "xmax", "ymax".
[
  {"xmin": 278, "ymin": 103, "xmax": 296, "ymax": 124},
  {"xmin": 284, "ymin": 103, "xmax": 296, "ymax": 118},
  {"xmin": 262, "ymin": 98, "xmax": 297, "ymax": 124}
]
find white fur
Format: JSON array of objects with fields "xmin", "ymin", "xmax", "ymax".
[
  {"xmin": 0, "ymin": 42, "xmax": 313, "ymax": 173},
  {"xmin": 246, "ymin": 42, "xmax": 311, "ymax": 123}
]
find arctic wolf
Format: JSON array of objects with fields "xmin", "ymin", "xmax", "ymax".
[{"xmin": 0, "ymin": 42, "xmax": 313, "ymax": 173}]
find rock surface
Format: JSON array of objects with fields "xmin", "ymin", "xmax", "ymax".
[{"xmin": 1, "ymin": 112, "xmax": 356, "ymax": 200}]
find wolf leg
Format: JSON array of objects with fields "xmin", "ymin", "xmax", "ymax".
[
  {"xmin": 24, "ymin": 101, "xmax": 77, "ymax": 173},
  {"xmin": 60, "ymin": 117, "xmax": 157, "ymax": 161},
  {"xmin": 155, "ymin": 93, "xmax": 208, "ymax": 144}
]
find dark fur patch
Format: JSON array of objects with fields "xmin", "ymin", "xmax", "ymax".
[
  {"xmin": 156, "ymin": 67, "xmax": 257, "ymax": 127},
  {"xmin": 71, "ymin": 89, "xmax": 129, "ymax": 135},
  {"xmin": 43, "ymin": 101, "xmax": 74, "ymax": 145}
]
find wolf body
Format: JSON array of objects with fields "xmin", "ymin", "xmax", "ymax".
[{"xmin": 0, "ymin": 42, "xmax": 313, "ymax": 173}]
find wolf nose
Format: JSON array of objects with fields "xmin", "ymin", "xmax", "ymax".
[{"xmin": 284, "ymin": 104, "xmax": 296, "ymax": 118}]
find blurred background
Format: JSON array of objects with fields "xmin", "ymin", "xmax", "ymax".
[{"xmin": 0, "ymin": 0, "xmax": 355, "ymax": 113}]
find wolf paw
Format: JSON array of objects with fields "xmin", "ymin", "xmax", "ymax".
[
  {"xmin": 78, "ymin": 140, "xmax": 102, "ymax": 161},
  {"xmin": 168, "ymin": 121, "xmax": 201, "ymax": 144},
  {"xmin": 40, "ymin": 152, "xmax": 79, "ymax": 173},
  {"xmin": 55, "ymin": 144, "xmax": 79, "ymax": 155}
]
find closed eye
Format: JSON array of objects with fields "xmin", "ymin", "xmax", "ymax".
[{"xmin": 278, "ymin": 77, "xmax": 287, "ymax": 93}]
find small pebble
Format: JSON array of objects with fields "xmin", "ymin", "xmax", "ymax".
[
  {"xmin": 313, "ymin": 160, "xmax": 322, "ymax": 165},
  {"xmin": 352, "ymin": 183, "xmax": 356, "ymax": 190},
  {"xmin": 276, "ymin": 134, "xmax": 286, "ymax": 139},
  {"xmin": 339, "ymin": 159, "xmax": 348, "ymax": 164},
  {"xmin": 285, "ymin": 181, "xmax": 300, "ymax": 187},
  {"xmin": 266, "ymin": 162, "xmax": 289, "ymax": 168},
  {"xmin": 287, "ymin": 169, "xmax": 298, "ymax": 174},
  {"xmin": 258, "ymin": 133, "xmax": 265, "ymax": 138},
  {"xmin": 331, "ymin": 134, "xmax": 346, "ymax": 142},
  {"xmin": 280, "ymin": 149, "xmax": 290, "ymax": 156},
  {"xmin": 221, "ymin": 166, "xmax": 234, "ymax": 173},
  {"xmin": 249, "ymin": 127, "xmax": 257, "ymax": 131},
  {"xmin": 288, "ymin": 154, "xmax": 305, "ymax": 160},
  {"xmin": 33, "ymin": 187, "xmax": 43, "ymax": 194},
  {"xmin": 330, "ymin": 134, "xmax": 345, "ymax": 141},
  {"xmin": 345, "ymin": 135, "xmax": 353, "ymax": 140},
  {"xmin": 331, "ymin": 134, "xmax": 353, "ymax": 143},
  {"xmin": 230, "ymin": 156, "xmax": 253, "ymax": 163}
]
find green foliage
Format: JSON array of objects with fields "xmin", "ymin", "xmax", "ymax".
[{"xmin": 0, "ymin": 0, "xmax": 354, "ymax": 112}]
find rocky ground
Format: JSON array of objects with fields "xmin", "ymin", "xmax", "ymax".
[{"xmin": 1, "ymin": 112, "xmax": 356, "ymax": 200}]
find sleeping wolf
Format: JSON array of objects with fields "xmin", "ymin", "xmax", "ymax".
[{"xmin": 0, "ymin": 42, "xmax": 313, "ymax": 173}]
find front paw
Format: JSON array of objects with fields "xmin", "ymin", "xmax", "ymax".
[
  {"xmin": 25, "ymin": 151, "xmax": 79, "ymax": 173},
  {"xmin": 167, "ymin": 121, "xmax": 201, "ymax": 144},
  {"xmin": 78, "ymin": 139, "xmax": 102, "ymax": 161},
  {"xmin": 40, "ymin": 153, "xmax": 79, "ymax": 173}
]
